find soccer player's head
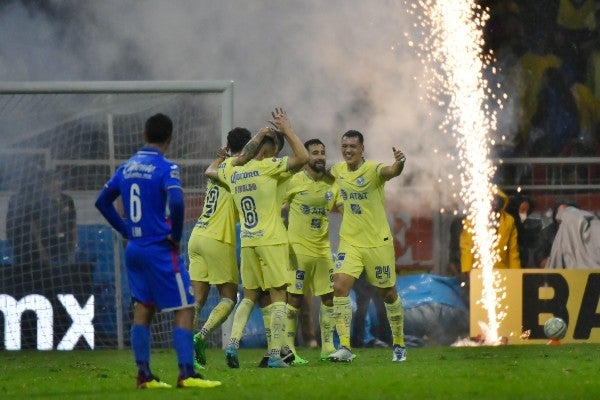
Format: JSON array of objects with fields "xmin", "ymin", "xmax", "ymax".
[
  {"xmin": 227, "ymin": 127, "xmax": 252, "ymax": 154},
  {"xmin": 258, "ymin": 131, "xmax": 284, "ymax": 158},
  {"xmin": 341, "ymin": 130, "xmax": 364, "ymax": 166},
  {"xmin": 304, "ymin": 138, "xmax": 326, "ymax": 172},
  {"xmin": 259, "ymin": 135, "xmax": 277, "ymax": 158},
  {"xmin": 144, "ymin": 113, "xmax": 173, "ymax": 145}
]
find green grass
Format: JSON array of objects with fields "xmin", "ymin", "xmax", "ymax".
[{"xmin": 0, "ymin": 345, "xmax": 599, "ymax": 399}]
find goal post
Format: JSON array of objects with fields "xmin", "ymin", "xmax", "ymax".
[{"xmin": 0, "ymin": 80, "xmax": 233, "ymax": 350}]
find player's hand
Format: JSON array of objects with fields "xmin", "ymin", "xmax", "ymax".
[
  {"xmin": 166, "ymin": 235, "xmax": 180, "ymax": 252},
  {"xmin": 392, "ymin": 147, "xmax": 406, "ymax": 164},
  {"xmin": 258, "ymin": 126, "xmax": 276, "ymax": 138},
  {"xmin": 216, "ymin": 147, "xmax": 229, "ymax": 159},
  {"xmin": 269, "ymin": 107, "xmax": 291, "ymax": 134}
]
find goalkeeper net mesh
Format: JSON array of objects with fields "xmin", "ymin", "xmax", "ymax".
[{"xmin": 0, "ymin": 81, "xmax": 232, "ymax": 350}]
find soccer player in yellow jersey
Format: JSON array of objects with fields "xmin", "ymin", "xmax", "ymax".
[
  {"xmin": 284, "ymin": 138, "xmax": 341, "ymax": 363},
  {"xmin": 327, "ymin": 129, "xmax": 408, "ymax": 363},
  {"xmin": 189, "ymin": 127, "xmax": 268, "ymax": 369},
  {"xmin": 207, "ymin": 108, "xmax": 308, "ymax": 368}
]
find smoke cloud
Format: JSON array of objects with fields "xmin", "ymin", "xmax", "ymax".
[{"xmin": 0, "ymin": 0, "xmax": 478, "ymax": 212}]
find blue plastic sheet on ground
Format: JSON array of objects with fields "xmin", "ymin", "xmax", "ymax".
[
  {"xmin": 239, "ymin": 274, "xmax": 470, "ymax": 348},
  {"xmin": 396, "ymin": 273, "xmax": 467, "ymax": 311},
  {"xmin": 398, "ymin": 274, "xmax": 469, "ymax": 346}
]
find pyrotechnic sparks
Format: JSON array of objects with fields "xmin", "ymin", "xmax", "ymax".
[{"xmin": 405, "ymin": 0, "xmax": 506, "ymax": 344}]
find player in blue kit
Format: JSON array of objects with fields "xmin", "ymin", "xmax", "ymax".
[{"xmin": 95, "ymin": 113, "xmax": 221, "ymax": 389}]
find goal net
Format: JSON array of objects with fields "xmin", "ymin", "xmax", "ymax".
[{"xmin": 0, "ymin": 81, "xmax": 232, "ymax": 350}]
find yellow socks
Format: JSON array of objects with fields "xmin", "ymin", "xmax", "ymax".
[
  {"xmin": 333, "ymin": 296, "xmax": 352, "ymax": 349},
  {"xmin": 384, "ymin": 296, "xmax": 405, "ymax": 347}
]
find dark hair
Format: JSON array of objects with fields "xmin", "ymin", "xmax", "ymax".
[
  {"xmin": 275, "ymin": 132, "xmax": 285, "ymax": 152},
  {"xmin": 304, "ymin": 138, "xmax": 324, "ymax": 150},
  {"xmin": 507, "ymin": 194, "xmax": 535, "ymax": 216},
  {"xmin": 551, "ymin": 198, "xmax": 579, "ymax": 222},
  {"xmin": 144, "ymin": 113, "xmax": 173, "ymax": 144},
  {"xmin": 260, "ymin": 132, "xmax": 284, "ymax": 153},
  {"xmin": 227, "ymin": 127, "xmax": 252, "ymax": 153},
  {"xmin": 342, "ymin": 130, "xmax": 364, "ymax": 144}
]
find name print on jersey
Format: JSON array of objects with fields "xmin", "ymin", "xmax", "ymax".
[{"xmin": 123, "ymin": 161, "xmax": 156, "ymax": 179}]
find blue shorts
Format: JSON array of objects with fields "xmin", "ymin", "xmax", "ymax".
[{"xmin": 125, "ymin": 240, "xmax": 194, "ymax": 312}]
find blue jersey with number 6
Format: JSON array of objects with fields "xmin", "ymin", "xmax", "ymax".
[{"xmin": 105, "ymin": 147, "xmax": 183, "ymax": 245}]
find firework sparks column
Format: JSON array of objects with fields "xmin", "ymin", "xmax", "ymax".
[{"xmin": 408, "ymin": 0, "xmax": 503, "ymax": 343}]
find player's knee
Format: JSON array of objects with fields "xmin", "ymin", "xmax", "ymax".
[{"xmin": 332, "ymin": 274, "xmax": 354, "ymax": 296}]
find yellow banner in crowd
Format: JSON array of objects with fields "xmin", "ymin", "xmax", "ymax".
[{"xmin": 470, "ymin": 269, "xmax": 600, "ymax": 344}]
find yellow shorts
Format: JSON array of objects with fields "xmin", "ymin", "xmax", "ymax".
[
  {"xmin": 334, "ymin": 241, "xmax": 396, "ymax": 288},
  {"xmin": 287, "ymin": 249, "xmax": 334, "ymax": 296},
  {"xmin": 240, "ymin": 244, "xmax": 290, "ymax": 290},
  {"xmin": 188, "ymin": 235, "xmax": 238, "ymax": 284}
]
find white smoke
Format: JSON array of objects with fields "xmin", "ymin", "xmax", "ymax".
[{"xmin": 0, "ymin": 0, "xmax": 485, "ymax": 212}]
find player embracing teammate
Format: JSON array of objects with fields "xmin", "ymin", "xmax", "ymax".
[{"xmin": 202, "ymin": 112, "xmax": 408, "ymax": 367}]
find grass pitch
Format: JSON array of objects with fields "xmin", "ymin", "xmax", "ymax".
[{"xmin": 0, "ymin": 344, "xmax": 598, "ymax": 399}]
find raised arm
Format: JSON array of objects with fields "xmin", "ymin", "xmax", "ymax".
[
  {"xmin": 270, "ymin": 107, "xmax": 308, "ymax": 172},
  {"xmin": 231, "ymin": 127, "xmax": 274, "ymax": 167},
  {"xmin": 380, "ymin": 147, "xmax": 406, "ymax": 181},
  {"xmin": 205, "ymin": 147, "xmax": 229, "ymax": 180}
]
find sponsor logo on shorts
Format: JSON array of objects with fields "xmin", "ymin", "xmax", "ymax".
[
  {"xmin": 296, "ymin": 270, "xmax": 305, "ymax": 280},
  {"xmin": 295, "ymin": 282, "xmax": 304, "ymax": 290}
]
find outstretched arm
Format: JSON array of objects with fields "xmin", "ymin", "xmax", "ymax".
[
  {"xmin": 270, "ymin": 107, "xmax": 308, "ymax": 171},
  {"xmin": 380, "ymin": 147, "xmax": 406, "ymax": 180}
]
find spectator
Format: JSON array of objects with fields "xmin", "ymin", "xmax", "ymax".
[
  {"xmin": 554, "ymin": 0, "xmax": 597, "ymax": 83},
  {"xmin": 5, "ymin": 169, "xmax": 76, "ymax": 268},
  {"xmin": 5, "ymin": 170, "xmax": 44, "ymax": 268},
  {"xmin": 520, "ymin": 67, "xmax": 581, "ymax": 157},
  {"xmin": 38, "ymin": 171, "xmax": 77, "ymax": 266},
  {"xmin": 507, "ymin": 194, "xmax": 542, "ymax": 267},
  {"xmin": 460, "ymin": 190, "xmax": 521, "ymax": 273},
  {"xmin": 516, "ymin": 31, "xmax": 563, "ymax": 146},
  {"xmin": 586, "ymin": 8, "xmax": 600, "ymax": 99},
  {"xmin": 546, "ymin": 205, "xmax": 600, "ymax": 268},
  {"xmin": 567, "ymin": 66, "xmax": 600, "ymax": 156},
  {"xmin": 532, "ymin": 198, "xmax": 580, "ymax": 268}
]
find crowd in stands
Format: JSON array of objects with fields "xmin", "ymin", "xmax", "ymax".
[{"xmin": 481, "ymin": 0, "xmax": 600, "ymax": 158}]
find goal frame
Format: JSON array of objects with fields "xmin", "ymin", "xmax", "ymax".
[{"xmin": 0, "ymin": 81, "xmax": 234, "ymax": 350}]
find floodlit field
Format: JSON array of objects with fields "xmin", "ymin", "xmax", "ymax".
[{"xmin": 1, "ymin": 344, "xmax": 599, "ymax": 399}]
